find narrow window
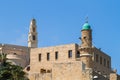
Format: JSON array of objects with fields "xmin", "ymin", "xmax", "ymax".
[
  {"xmin": 100, "ymin": 56, "xmax": 102, "ymax": 64},
  {"xmin": 76, "ymin": 51, "xmax": 80, "ymax": 58},
  {"xmin": 107, "ymin": 60, "xmax": 110, "ymax": 68},
  {"xmin": 55, "ymin": 51, "xmax": 58, "ymax": 60},
  {"xmin": 104, "ymin": 59, "xmax": 106, "ymax": 67},
  {"xmin": 47, "ymin": 53, "xmax": 50, "ymax": 61},
  {"xmin": 68, "ymin": 50, "xmax": 72, "ymax": 58},
  {"xmin": 96, "ymin": 54, "xmax": 99, "ymax": 62},
  {"xmin": 38, "ymin": 54, "xmax": 41, "ymax": 61},
  {"xmin": 33, "ymin": 35, "xmax": 36, "ymax": 40},
  {"xmin": 33, "ymin": 27, "xmax": 36, "ymax": 32}
]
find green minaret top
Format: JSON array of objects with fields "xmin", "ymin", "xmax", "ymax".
[{"xmin": 82, "ymin": 22, "xmax": 91, "ymax": 30}]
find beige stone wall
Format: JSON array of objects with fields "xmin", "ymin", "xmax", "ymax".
[
  {"xmin": 110, "ymin": 72, "xmax": 120, "ymax": 80},
  {"xmin": 110, "ymin": 73, "xmax": 117, "ymax": 80},
  {"xmin": 29, "ymin": 61, "xmax": 93, "ymax": 80},
  {"xmin": 92, "ymin": 47, "xmax": 111, "ymax": 76},
  {"xmin": 30, "ymin": 44, "xmax": 78, "ymax": 72},
  {"xmin": 30, "ymin": 44, "xmax": 88, "ymax": 80},
  {"xmin": 52, "ymin": 62, "xmax": 83, "ymax": 80},
  {"xmin": 29, "ymin": 73, "xmax": 52, "ymax": 80},
  {"xmin": 29, "ymin": 43, "xmax": 112, "ymax": 80}
]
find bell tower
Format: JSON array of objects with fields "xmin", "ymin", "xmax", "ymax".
[
  {"xmin": 79, "ymin": 22, "xmax": 93, "ymax": 68},
  {"xmin": 28, "ymin": 18, "xmax": 38, "ymax": 48}
]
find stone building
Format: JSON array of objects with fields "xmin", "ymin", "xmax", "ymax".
[
  {"xmin": 28, "ymin": 20, "xmax": 120, "ymax": 80},
  {"xmin": 0, "ymin": 18, "xmax": 120, "ymax": 80},
  {"xmin": 0, "ymin": 44, "xmax": 29, "ymax": 68}
]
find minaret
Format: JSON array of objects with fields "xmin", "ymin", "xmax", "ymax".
[
  {"xmin": 79, "ymin": 22, "xmax": 93, "ymax": 68},
  {"xmin": 28, "ymin": 19, "xmax": 38, "ymax": 48}
]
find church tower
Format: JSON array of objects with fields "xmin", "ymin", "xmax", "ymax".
[
  {"xmin": 28, "ymin": 19, "xmax": 38, "ymax": 48},
  {"xmin": 79, "ymin": 22, "xmax": 93, "ymax": 68}
]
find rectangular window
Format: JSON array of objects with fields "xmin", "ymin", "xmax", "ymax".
[
  {"xmin": 55, "ymin": 51, "xmax": 58, "ymax": 60},
  {"xmin": 100, "ymin": 56, "xmax": 102, "ymax": 64},
  {"xmin": 104, "ymin": 59, "xmax": 106, "ymax": 67},
  {"xmin": 68, "ymin": 50, "xmax": 72, "ymax": 58},
  {"xmin": 76, "ymin": 51, "xmax": 80, "ymax": 58},
  {"xmin": 96, "ymin": 54, "xmax": 99, "ymax": 62},
  {"xmin": 38, "ymin": 54, "xmax": 41, "ymax": 61},
  {"xmin": 33, "ymin": 35, "xmax": 36, "ymax": 40},
  {"xmin": 107, "ymin": 60, "xmax": 110, "ymax": 68},
  {"xmin": 33, "ymin": 27, "xmax": 36, "ymax": 32},
  {"xmin": 47, "ymin": 53, "xmax": 50, "ymax": 61}
]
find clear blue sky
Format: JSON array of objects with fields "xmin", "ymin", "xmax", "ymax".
[{"xmin": 0, "ymin": 0, "xmax": 120, "ymax": 74}]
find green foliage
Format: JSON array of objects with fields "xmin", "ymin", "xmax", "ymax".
[{"xmin": 0, "ymin": 53, "xmax": 29, "ymax": 80}]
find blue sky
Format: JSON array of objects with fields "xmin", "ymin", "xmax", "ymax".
[{"xmin": 0, "ymin": 0, "xmax": 120, "ymax": 74}]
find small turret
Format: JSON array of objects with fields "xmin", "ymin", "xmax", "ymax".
[{"xmin": 81, "ymin": 22, "xmax": 92, "ymax": 48}]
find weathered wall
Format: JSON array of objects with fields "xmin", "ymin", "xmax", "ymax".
[
  {"xmin": 29, "ymin": 61, "xmax": 93, "ymax": 80},
  {"xmin": 52, "ymin": 62, "xmax": 83, "ymax": 80},
  {"xmin": 92, "ymin": 47, "xmax": 111, "ymax": 76},
  {"xmin": 0, "ymin": 44, "xmax": 29, "ymax": 68},
  {"xmin": 30, "ymin": 44, "xmax": 78, "ymax": 73},
  {"xmin": 29, "ymin": 43, "xmax": 114, "ymax": 80},
  {"xmin": 110, "ymin": 72, "xmax": 120, "ymax": 80}
]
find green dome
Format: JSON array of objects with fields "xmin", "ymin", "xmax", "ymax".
[{"xmin": 82, "ymin": 23, "xmax": 91, "ymax": 30}]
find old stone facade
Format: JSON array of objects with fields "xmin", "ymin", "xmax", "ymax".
[
  {"xmin": 0, "ymin": 19, "xmax": 119, "ymax": 80},
  {"xmin": 28, "ymin": 20, "xmax": 119, "ymax": 80}
]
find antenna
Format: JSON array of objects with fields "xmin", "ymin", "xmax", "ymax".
[{"xmin": 85, "ymin": 16, "xmax": 88, "ymax": 23}]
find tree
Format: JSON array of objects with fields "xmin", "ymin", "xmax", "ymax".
[{"xmin": 0, "ymin": 53, "xmax": 29, "ymax": 80}]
